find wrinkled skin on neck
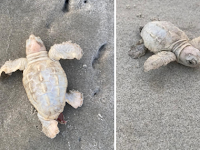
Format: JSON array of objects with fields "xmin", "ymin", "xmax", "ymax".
[
  {"xmin": 179, "ymin": 46, "xmax": 200, "ymax": 67},
  {"xmin": 26, "ymin": 34, "xmax": 46, "ymax": 55}
]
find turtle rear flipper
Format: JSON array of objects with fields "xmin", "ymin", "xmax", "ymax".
[
  {"xmin": 129, "ymin": 39, "xmax": 147, "ymax": 59},
  {"xmin": 144, "ymin": 51, "xmax": 176, "ymax": 72},
  {"xmin": 37, "ymin": 113, "xmax": 59, "ymax": 139},
  {"xmin": 65, "ymin": 90, "xmax": 83, "ymax": 109}
]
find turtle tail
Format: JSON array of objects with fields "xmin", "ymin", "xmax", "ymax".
[{"xmin": 139, "ymin": 26, "xmax": 144, "ymax": 33}]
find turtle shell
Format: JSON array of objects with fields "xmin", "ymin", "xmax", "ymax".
[
  {"xmin": 141, "ymin": 21, "xmax": 189, "ymax": 53},
  {"xmin": 23, "ymin": 58, "xmax": 68, "ymax": 120}
]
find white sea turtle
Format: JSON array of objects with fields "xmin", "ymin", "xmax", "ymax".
[
  {"xmin": 0, "ymin": 34, "xmax": 83, "ymax": 138},
  {"xmin": 129, "ymin": 21, "xmax": 200, "ymax": 72}
]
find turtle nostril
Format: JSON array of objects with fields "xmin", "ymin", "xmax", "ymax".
[{"xmin": 29, "ymin": 35, "xmax": 35, "ymax": 39}]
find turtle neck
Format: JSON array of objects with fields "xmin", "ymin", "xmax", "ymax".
[
  {"xmin": 171, "ymin": 39, "xmax": 191, "ymax": 62},
  {"xmin": 26, "ymin": 51, "xmax": 49, "ymax": 64}
]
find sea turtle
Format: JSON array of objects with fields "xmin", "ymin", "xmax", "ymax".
[
  {"xmin": 0, "ymin": 34, "xmax": 83, "ymax": 138},
  {"xmin": 129, "ymin": 21, "xmax": 200, "ymax": 72}
]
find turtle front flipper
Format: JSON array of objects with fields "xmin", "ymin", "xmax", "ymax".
[
  {"xmin": 48, "ymin": 41, "xmax": 83, "ymax": 61},
  {"xmin": 0, "ymin": 58, "xmax": 27, "ymax": 76},
  {"xmin": 128, "ymin": 39, "xmax": 147, "ymax": 58},
  {"xmin": 144, "ymin": 51, "xmax": 176, "ymax": 72},
  {"xmin": 190, "ymin": 36, "xmax": 200, "ymax": 50},
  {"xmin": 65, "ymin": 90, "xmax": 83, "ymax": 109}
]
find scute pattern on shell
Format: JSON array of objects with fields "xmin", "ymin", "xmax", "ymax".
[
  {"xmin": 141, "ymin": 21, "xmax": 189, "ymax": 53},
  {"xmin": 23, "ymin": 59, "xmax": 68, "ymax": 120}
]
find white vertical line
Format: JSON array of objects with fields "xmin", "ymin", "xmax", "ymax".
[{"xmin": 114, "ymin": 0, "xmax": 116, "ymax": 150}]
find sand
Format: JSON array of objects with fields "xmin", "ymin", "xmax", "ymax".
[
  {"xmin": 0, "ymin": 0, "xmax": 114, "ymax": 149},
  {"xmin": 117, "ymin": 0, "xmax": 200, "ymax": 149}
]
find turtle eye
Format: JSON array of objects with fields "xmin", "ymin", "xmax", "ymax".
[
  {"xmin": 188, "ymin": 60, "xmax": 193, "ymax": 65},
  {"xmin": 187, "ymin": 59, "xmax": 197, "ymax": 65},
  {"xmin": 186, "ymin": 54, "xmax": 197, "ymax": 66}
]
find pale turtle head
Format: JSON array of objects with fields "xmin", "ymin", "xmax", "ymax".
[
  {"xmin": 179, "ymin": 46, "xmax": 200, "ymax": 67},
  {"xmin": 26, "ymin": 34, "xmax": 46, "ymax": 55}
]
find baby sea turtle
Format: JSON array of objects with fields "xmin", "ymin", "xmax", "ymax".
[
  {"xmin": 129, "ymin": 21, "xmax": 200, "ymax": 72},
  {"xmin": 0, "ymin": 35, "xmax": 83, "ymax": 138}
]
